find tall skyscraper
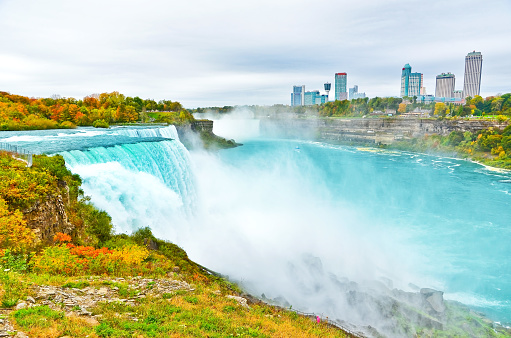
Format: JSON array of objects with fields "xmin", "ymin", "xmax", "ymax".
[
  {"xmin": 291, "ymin": 85, "xmax": 305, "ymax": 106},
  {"xmin": 400, "ymin": 64, "xmax": 422, "ymax": 97},
  {"xmin": 463, "ymin": 51, "xmax": 483, "ymax": 98},
  {"xmin": 435, "ymin": 73, "xmax": 455, "ymax": 98},
  {"xmin": 335, "ymin": 73, "xmax": 347, "ymax": 101}
]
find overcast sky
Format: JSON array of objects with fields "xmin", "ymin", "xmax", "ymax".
[{"xmin": 1, "ymin": 0, "xmax": 510, "ymax": 108}]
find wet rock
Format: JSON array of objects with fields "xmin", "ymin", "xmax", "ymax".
[
  {"xmin": 144, "ymin": 238, "xmax": 159, "ymax": 250},
  {"xmin": 226, "ymin": 295, "xmax": 250, "ymax": 309},
  {"xmin": 420, "ymin": 288, "xmax": 446, "ymax": 313}
]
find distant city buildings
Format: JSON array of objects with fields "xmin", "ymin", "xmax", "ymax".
[
  {"xmin": 416, "ymin": 95, "xmax": 464, "ymax": 105},
  {"xmin": 463, "ymin": 51, "xmax": 483, "ymax": 98},
  {"xmin": 435, "ymin": 73, "xmax": 455, "ymax": 98},
  {"xmin": 401, "ymin": 50, "xmax": 482, "ymax": 102},
  {"xmin": 400, "ymin": 64, "xmax": 422, "ymax": 97},
  {"xmin": 453, "ymin": 90, "xmax": 463, "ymax": 99},
  {"xmin": 289, "ymin": 50, "xmax": 483, "ymax": 106},
  {"xmin": 291, "ymin": 85, "xmax": 305, "ymax": 106},
  {"xmin": 304, "ymin": 91, "xmax": 328, "ymax": 105},
  {"xmin": 335, "ymin": 73, "xmax": 348, "ymax": 100},
  {"xmin": 290, "ymin": 85, "xmax": 327, "ymax": 106},
  {"xmin": 349, "ymin": 85, "xmax": 366, "ymax": 100}
]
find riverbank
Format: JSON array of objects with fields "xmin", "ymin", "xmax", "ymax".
[{"xmin": 260, "ymin": 116, "xmax": 511, "ymax": 170}]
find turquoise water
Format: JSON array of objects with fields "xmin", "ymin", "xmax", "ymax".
[
  {"xmin": 215, "ymin": 139, "xmax": 511, "ymax": 323},
  {"xmin": 1, "ymin": 126, "xmax": 510, "ymax": 327}
]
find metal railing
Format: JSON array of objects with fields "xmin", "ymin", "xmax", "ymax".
[
  {"xmin": 0, "ymin": 142, "xmax": 33, "ymax": 167},
  {"xmin": 288, "ymin": 308, "xmax": 365, "ymax": 337}
]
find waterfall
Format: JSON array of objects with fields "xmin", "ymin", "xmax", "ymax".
[
  {"xmin": 57, "ymin": 126, "xmax": 196, "ymax": 236},
  {"xmin": 113, "ymin": 125, "xmax": 180, "ymax": 141}
]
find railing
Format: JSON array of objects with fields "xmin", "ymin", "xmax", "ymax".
[
  {"xmin": 289, "ymin": 308, "xmax": 365, "ymax": 337},
  {"xmin": 0, "ymin": 142, "xmax": 33, "ymax": 167}
]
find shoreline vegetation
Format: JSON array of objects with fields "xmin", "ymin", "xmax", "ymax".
[{"xmin": 386, "ymin": 126, "xmax": 511, "ymax": 170}]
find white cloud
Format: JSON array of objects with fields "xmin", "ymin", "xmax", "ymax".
[{"xmin": 0, "ymin": 0, "xmax": 510, "ymax": 106}]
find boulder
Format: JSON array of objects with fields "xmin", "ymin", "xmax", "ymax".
[{"xmin": 420, "ymin": 288, "xmax": 446, "ymax": 313}]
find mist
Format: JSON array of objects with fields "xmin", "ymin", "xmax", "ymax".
[{"xmin": 56, "ymin": 116, "xmax": 511, "ymax": 336}]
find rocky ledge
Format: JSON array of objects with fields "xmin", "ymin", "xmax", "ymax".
[{"xmin": 0, "ymin": 276, "xmax": 198, "ymax": 338}]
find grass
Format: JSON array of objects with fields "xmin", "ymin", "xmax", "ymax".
[{"xmin": 3, "ymin": 272, "xmax": 350, "ymax": 338}]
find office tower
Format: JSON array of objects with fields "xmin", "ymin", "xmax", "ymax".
[
  {"xmin": 349, "ymin": 85, "xmax": 358, "ymax": 100},
  {"xmin": 400, "ymin": 64, "xmax": 422, "ymax": 97},
  {"xmin": 435, "ymin": 73, "xmax": 455, "ymax": 98},
  {"xmin": 291, "ymin": 85, "xmax": 305, "ymax": 106},
  {"xmin": 304, "ymin": 91, "xmax": 328, "ymax": 105},
  {"xmin": 335, "ymin": 73, "xmax": 347, "ymax": 101},
  {"xmin": 463, "ymin": 51, "xmax": 483, "ymax": 98},
  {"xmin": 349, "ymin": 85, "xmax": 366, "ymax": 100}
]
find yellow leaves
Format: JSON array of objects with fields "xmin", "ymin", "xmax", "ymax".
[
  {"xmin": 109, "ymin": 245, "xmax": 149, "ymax": 266},
  {"xmin": 0, "ymin": 198, "xmax": 34, "ymax": 252}
]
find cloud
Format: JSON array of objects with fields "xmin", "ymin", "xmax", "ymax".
[{"xmin": 0, "ymin": 0, "xmax": 510, "ymax": 107}]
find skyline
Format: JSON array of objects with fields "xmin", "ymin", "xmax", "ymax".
[{"xmin": 1, "ymin": 0, "xmax": 510, "ymax": 108}]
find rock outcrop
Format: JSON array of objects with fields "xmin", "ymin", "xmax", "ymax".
[
  {"xmin": 0, "ymin": 276, "xmax": 195, "ymax": 338},
  {"xmin": 22, "ymin": 181, "xmax": 74, "ymax": 243},
  {"xmin": 261, "ymin": 118, "xmax": 509, "ymax": 145}
]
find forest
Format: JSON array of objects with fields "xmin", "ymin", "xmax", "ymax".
[{"xmin": 0, "ymin": 91, "xmax": 193, "ymax": 130}]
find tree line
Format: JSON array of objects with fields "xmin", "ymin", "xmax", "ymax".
[{"xmin": 0, "ymin": 91, "xmax": 188, "ymax": 130}]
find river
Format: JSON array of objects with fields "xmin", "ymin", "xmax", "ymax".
[{"xmin": 1, "ymin": 122, "xmax": 510, "ymax": 334}]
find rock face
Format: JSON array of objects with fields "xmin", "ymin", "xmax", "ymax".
[
  {"xmin": 261, "ymin": 118, "xmax": 509, "ymax": 145},
  {"xmin": 22, "ymin": 193, "xmax": 74, "ymax": 243},
  {"xmin": 421, "ymin": 288, "xmax": 447, "ymax": 314},
  {"xmin": 191, "ymin": 120, "xmax": 214, "ymax": 133}
]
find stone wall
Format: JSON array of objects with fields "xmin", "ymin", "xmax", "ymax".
[{"xmin": 260, "ymin": 118, "xmax": 509, "ymax": 145}]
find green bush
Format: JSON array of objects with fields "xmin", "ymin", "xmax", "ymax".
[
  {"xmin": 93, "ymin": 119, "xmax": 109, "ymax": 128},
  {"xmin": 59, "ymin": 121, "xmax": 76, "ymax": 129}
]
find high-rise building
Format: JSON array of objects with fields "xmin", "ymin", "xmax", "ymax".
[
  {"xmin": 291, "ymin": 85, "xmax": 305, "ymax": 106},
  {"xmin": 304, "ymin": 91, "xmax": 328, "ymax": 105},
  {"xmin": 349, "ymin": 85, "xmax": 358, "ymax": 100},
  {"xmin": 435, "ymin": 73, "xmax": 455, "ymax": 98},
  {"xmin": 335, "ymin": 73, "xmax": 347, "ymax": 101},
  {"xmin": 463, "ymin": 51, "xmax": 483, "ymax": 98},
  {"xmin": 400, "ymin": 64, "xmax": 422, "ymax": 97},
  {"xmin": 349, "ymin": 85, "xmax": 366, "ymax": 100}
]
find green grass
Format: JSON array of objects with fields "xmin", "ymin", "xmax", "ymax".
[
  {"xmin": 62, "ymin": 280, "xmax": 90, "ymax": 289},
  {"xmin": 13, "ymin": 306, "xmax": 64, "ymax": 328}
]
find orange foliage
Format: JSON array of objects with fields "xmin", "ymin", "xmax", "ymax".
[{"xmin": 53, "ymin": 232, "xmax": 72, "ymax": 243}]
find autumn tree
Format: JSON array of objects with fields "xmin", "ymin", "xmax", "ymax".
[
  {"xmin": 0, "ymin": 198, "xmax": 34, "ymax": 252},
  {"xmin": 398, "ymin": 103, "xmax": 407, "ymax": 114},
  {"xmin": 434, "ymin": 102, "xmax": 447, "ymax": 116}
]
